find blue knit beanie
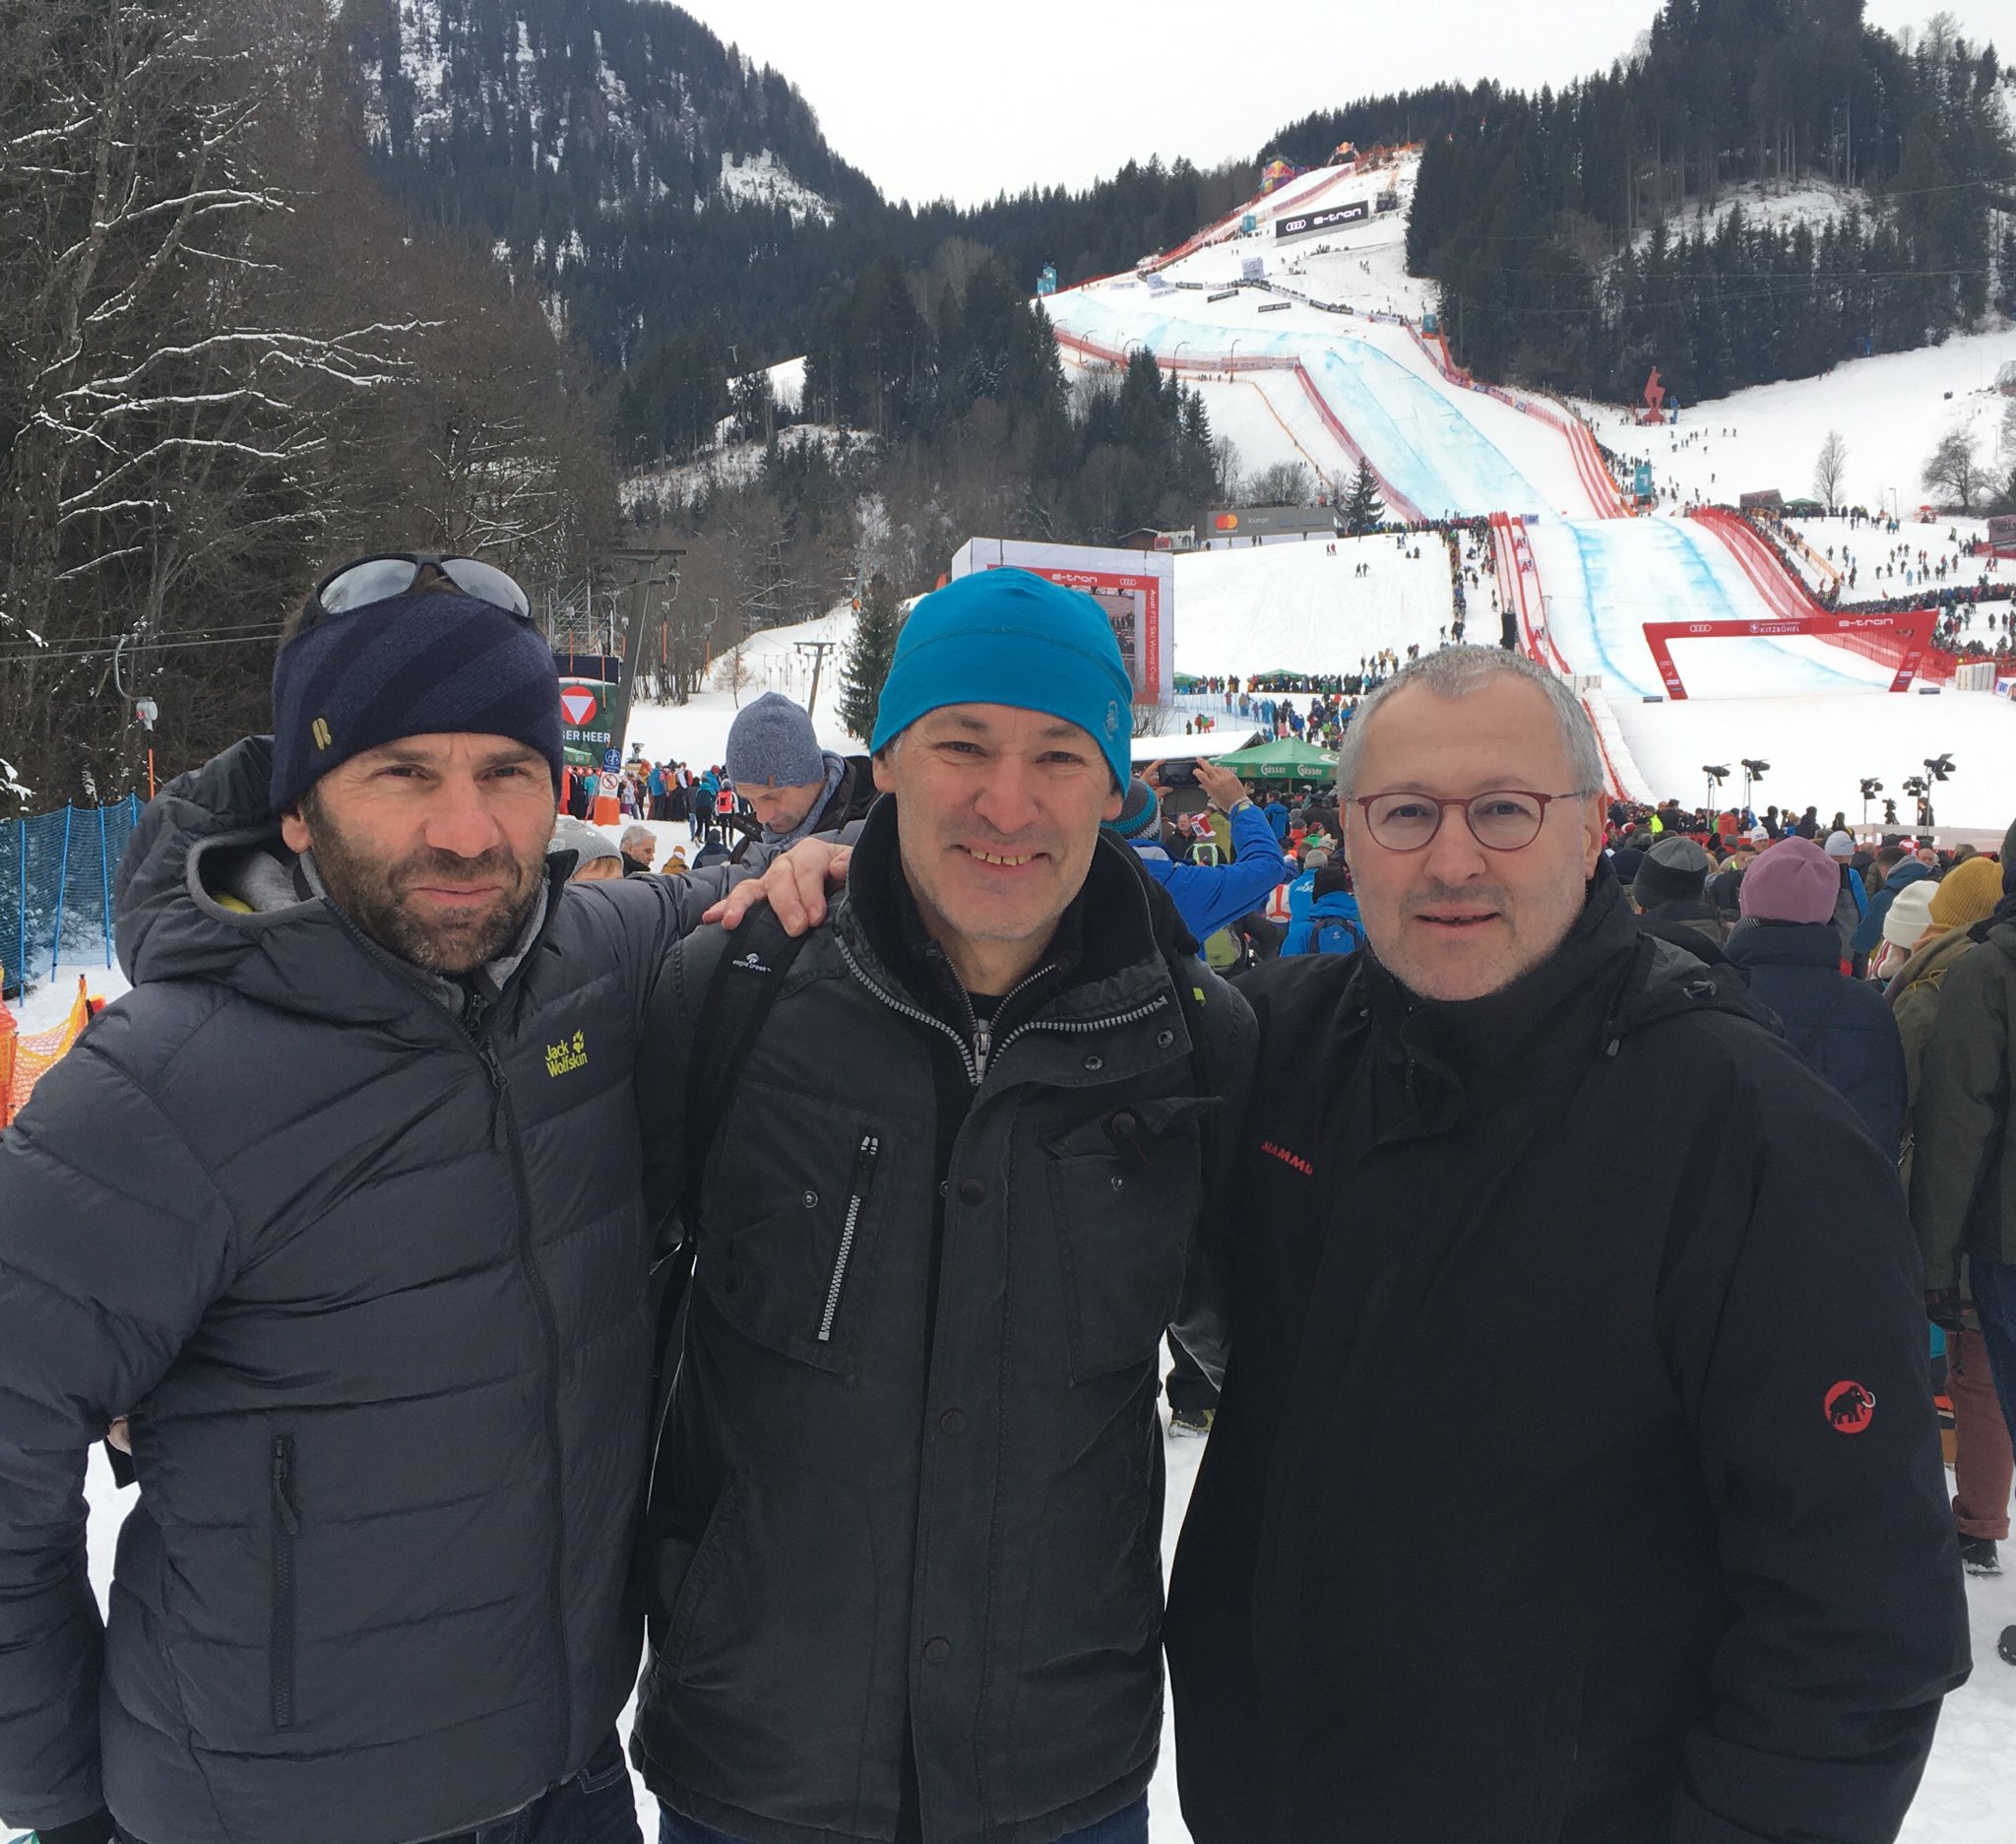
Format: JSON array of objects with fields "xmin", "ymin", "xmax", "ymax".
[
  {"xmin": 270, "ymin": 592, "xmax": 563, "ymax": 814},
  {"xmin": 870, "ymin": 569, "xmax": 1132, "ymax": 789}
]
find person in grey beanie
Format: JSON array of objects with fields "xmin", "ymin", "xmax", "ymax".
[
  {"xmin": 724, "ymin": 690, "xmax": 878, "ymax": 860},
  {"xmin": 0, "ymin": 552, "xmax": 852, "ymax": 1844}
]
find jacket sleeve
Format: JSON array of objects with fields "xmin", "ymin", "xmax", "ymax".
[
  {"xmin": 1851, "ymin": 884, "xmax": 1892, "ymax": 956},
  {"xmin": 1668, "ymin": 1066, "xmax": 1968, "ymax": 1844},
  {"xmin": 1907, "ymin": 947, "xmax": 2009, "ymax": 1294},
  {"xmin": 1167, "ymin": 967, "xmax": 1260, "ymax": 1389},
  {"xmin": 1154, "ymin": 808, "xmax": 1292, "ymax": 943},
  {"xmin": 0, "ymin": 1032, "xmax": 238, "ymax": 1833}
]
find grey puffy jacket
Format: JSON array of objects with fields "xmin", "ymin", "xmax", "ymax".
[{"xmin": 0, "ymin": 738, "xmax": 726, "ymax": 1844}]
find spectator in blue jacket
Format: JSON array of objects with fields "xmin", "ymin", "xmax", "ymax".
[
  {"xmin": 1104, "ymin": 760, "xmax": 1292, "ymax": 947},
  {"xmin": 1852, "ymin": 845, "xmax": 1937, "ymax": 958}
]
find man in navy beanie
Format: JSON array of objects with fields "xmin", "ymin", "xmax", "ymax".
[
  {"xmin": 0, "ymin": 554, "xmax": 851, "ymax": 1844},
  {"xmin": 630, "ymin": 567, "xmax": 1255, "ymax": 1844}
]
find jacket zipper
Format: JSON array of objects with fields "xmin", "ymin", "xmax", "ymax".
[
  {"xmin": 479, "ymin": 1039, "xmax": 575, "ymax": 1768},
  {"xmin": 271, "ymin": 1433, "xmax": 300, "ymax": 1729},
  {"xmin": 817, "ymin": 1134, "xmax": 883, "ymax": 1342},
  {"xmin": 836, "ymin": 934, "xmax": 983, "ymax": 1087},
  {"xmin": 989, "ymin": 992, "xmax": 1173, "ymax": 1065},
  {"xmin": 315, "ymin": 894, "xmax": 575, "ymax": 1767}
]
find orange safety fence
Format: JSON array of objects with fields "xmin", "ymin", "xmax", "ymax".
[{"xmin": 0, "ymin": 974, "xmax": 94, "ymax": 1129}]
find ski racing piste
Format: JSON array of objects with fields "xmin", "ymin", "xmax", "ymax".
[
  {"xmin": 1043, "ymin": 159, "xmax": 2011, "ymax": 824},
  {"xmin": 1045, "ymin": 291, "xmax": 1622, "ymax": 525},
  {"xmin": 1490, "ymin": 512, "xmax": 1651, "ymax": 802}
]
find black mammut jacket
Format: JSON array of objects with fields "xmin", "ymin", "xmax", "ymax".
[
  {"xmin": 0, "ymin": 739, "xmax": 730, "ymax": 1844},
  {"xmin": 631, "ymin": 801, "xmax": 1255, "ymax": 1844},
  {"xmin": 1167, "ymin": 868, "xmax": 1968, "ymax": 1844}
]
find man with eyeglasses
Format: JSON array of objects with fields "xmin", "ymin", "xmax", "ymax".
[
  {"xmin": 1164, "ymin": 646, "xmax": 1970, "ymax": 1844},
  {"xmin": 0, "ymin": 556, "xmax": 843, "ymax": 1844}
]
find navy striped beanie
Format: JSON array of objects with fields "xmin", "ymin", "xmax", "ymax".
[{"xmin": 270, "ymin": 592, "xmax": 564, "ymax": 814}]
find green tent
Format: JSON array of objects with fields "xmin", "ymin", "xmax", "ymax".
[{"xmin": 1213, "ymin": 737, "xmax": 1338, "ymax": 783}]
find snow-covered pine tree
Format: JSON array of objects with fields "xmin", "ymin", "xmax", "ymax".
[
  {"xmin": 1342, "ymin": 459, "xmax": 1386, "ymax": 536},
  {"xmin": 838, "ymin": 573, "xmax": 902, "ymax": 743}
]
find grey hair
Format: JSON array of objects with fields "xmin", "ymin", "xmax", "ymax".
[
  {"xmin": 620, "ymin": 824, "xmax": 657, "ymax": 848},
  {"xmin": 1335, "ymin": 645, "xmax": 1605, "ymax": 801}
]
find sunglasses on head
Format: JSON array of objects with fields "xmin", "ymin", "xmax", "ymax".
[{"xmin": 304, "ymin": 552, "xmax": 533, "ymax": 629}]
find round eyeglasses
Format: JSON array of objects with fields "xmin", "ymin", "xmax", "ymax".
[{"xmin": 1355, "ymin": 790, "xmax": 1594, "ymax": 853}]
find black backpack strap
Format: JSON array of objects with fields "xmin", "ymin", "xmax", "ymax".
[
  {"xmin": 679, "ymin": 904, "xmax": 809, "ymax": 1240},
  {"xmin": 636, "ymin": 904, "xmax": 810, "ymax": 1614}
]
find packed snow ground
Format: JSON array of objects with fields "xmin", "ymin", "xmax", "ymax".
[{"xmin": 1588, "ymin": 326, "xmax": 2016, "ymax": 522}]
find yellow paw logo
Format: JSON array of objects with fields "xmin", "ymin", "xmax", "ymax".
[{"xmin": 545, "ymin": 1028, "xmax": 589, "ymax": 1078}]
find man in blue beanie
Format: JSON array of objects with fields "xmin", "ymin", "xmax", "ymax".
[
  {"xmin": 631, "ymin": 566, "xmax": 1256, "ymax": 1844},
  {"xmin": 0, "ymin": 553, "xmax": 852, "ymax": 1844}
]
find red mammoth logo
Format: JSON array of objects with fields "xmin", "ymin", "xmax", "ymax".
[{"xmin": 1824, "ymin": 1380, "xmax": 1876, "ymax": 1434}]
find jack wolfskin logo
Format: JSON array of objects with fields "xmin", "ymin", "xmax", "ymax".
[
  {"xmin": 1260, "ymin": 1140, "xmax": 1313, "ymax": 1176},
  {"xmin": 544, "ymin": 1029, "xmax": 588, "ymax": 1078}
]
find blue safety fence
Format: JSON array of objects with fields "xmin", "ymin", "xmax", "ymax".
[{"xmin": 0, "ymin": 795, "xmax": 145, "ymax": 998}]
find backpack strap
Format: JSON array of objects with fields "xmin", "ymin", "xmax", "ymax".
[
  {"xmin": 678, "ymin": 903, "xmax": 810, "ymax": 1257},
  {"xmin": 637, "ymin": 905, "xmax": 810, "ymax": 1609}
]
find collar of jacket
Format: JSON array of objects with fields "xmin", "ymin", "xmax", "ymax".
[
  {"xmin": 1886, "ymin": 923, "xmax": 1976, "ymax": 1004},
  {"xmin": 833, "ymin": 795, "xmax": 1192, "ymax": 1077},
  {"xmin": 1724, "ymin": 919, "xmax": 1841, "ymax": 968}
]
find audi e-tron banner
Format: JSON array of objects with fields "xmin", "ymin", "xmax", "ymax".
[{"xmin": 1276, "ymin": 200, "xmax": 1369, "ymax": 240}]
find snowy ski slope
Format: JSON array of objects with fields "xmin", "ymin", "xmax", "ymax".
[{"xmin": 1044, "ymin": 153, "xmax": 2016, "ymax": 831}]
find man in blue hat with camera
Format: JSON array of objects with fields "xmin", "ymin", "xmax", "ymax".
[{"xmin": 630, "ymin": 567, "xmax": 1254, "ymax": 1844}]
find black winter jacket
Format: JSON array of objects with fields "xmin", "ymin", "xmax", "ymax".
[
  {"xmin": 630, "ymin": 802, "xmax": 1255, "ymax": 1844},
  {"xmin": 1725, "ymin": 920, "xmax": 1907, "ymax": 1153},
  {"xmin": 1166, "ymin": 868, "xmax": 1967, "ymax": 1844},
  {"xmin": 0, "ymin": 739, "xmax": 729, "ymax": 1844}
]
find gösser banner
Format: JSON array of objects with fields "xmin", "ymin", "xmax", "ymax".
[
  {"xmin": 1276, "ymin": 200, "xmax": 1369, "ymax": 240},
  {"xmin": 947, "ymin": 538, "xmax": 1175, "ymax": 705}
]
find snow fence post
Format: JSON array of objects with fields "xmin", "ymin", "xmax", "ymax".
[
  {"xmin": 50, "ymin": 802, "xmax": 73, "ymax": 976},
  {"xmin": 98, "ymin": 803, "xmax": 112, "ymax": 969}
]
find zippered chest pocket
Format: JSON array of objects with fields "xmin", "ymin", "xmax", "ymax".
[
  {"xmin": 1045, "ymin": 1094, "xmax": 1216, "ymax": 1383},
  {"xmin": 697, "ymin": 1088, "xmax": 903, "ymax": 1375}
]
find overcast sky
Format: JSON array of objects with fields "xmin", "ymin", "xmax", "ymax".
[{"xmin": 675, "ymin": 0, "xmax": 1975, "ymax": 209}]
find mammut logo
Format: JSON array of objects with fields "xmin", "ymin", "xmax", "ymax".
[
  {"xmin": 544, "ymin": 1029, "xmax": 588, "ymax": 1078},
  {"xmin": 311, "ymin": 717, "xmax": 333, "ymax": 751},
  {"xmin": 1260, "ymin": 1140, "xmax": 1313, "ymax": 1176},
  {"xmin": 1824, "ymin": 1380, "xmax": 1875, "ymax": 1434}
]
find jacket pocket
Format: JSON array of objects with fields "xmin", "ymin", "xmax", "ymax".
[
  {"xmin": 1045, "ymin": 1095, "xmax": 1214, "ymax": 1382},
  {"xmin": 270, "ymin": 1433, "xmax": 300, "ymax": 1730},
  {"xmin": 699, "ymin": 1090, "xmax": 898, "ymax": 1374}
]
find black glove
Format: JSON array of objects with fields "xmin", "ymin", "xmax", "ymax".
[
  {"xmin": 1925, "ymin": 1287, "xmax": 1967, "ymax": 1333},
  {"xmin": 38, "ymin": 1807, "xmax": 115, "ymax": 1844}
]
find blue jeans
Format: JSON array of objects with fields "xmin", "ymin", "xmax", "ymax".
[
  {"xmin": 659, "ymin": 1795, "xmax": 1149, "ymax": 1844},
  {"xmin": 1967, "ymin": 1253, "xmax": 2016, "ymax": 1449}
]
